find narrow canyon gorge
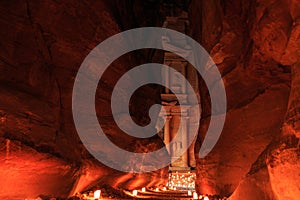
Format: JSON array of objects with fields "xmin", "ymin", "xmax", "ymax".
[{"xmin": 0, "ymin": 0, "xmax": 299, "ymax": 200}]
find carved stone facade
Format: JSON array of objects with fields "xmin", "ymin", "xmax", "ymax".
[{"xmin": 158, "ymin": 13, "xmax": 201, "ymax": 171}]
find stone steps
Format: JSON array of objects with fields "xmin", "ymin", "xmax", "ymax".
[
  {"xmin": 124, "ymin": 188, "xmax": 196, "ymax": 200},
  {"xmin": 122, "ymin": 188, "xmax": 228, "ymax": 200}
]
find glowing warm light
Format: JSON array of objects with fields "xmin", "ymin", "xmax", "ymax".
[
  {"xmin": 193, "ymin": 192, "xmax": 198, "ymax": 199},
  {"xmin": 167, "ymin": 172, "xmax": 196, "ymax": 190},
  {"xmin": 163, "ymin": 187, "xmax": 167, "ymax": 191},
  {"xmin": 93, "ymin": 190, "xmax": 101, "ymax": 199},
  {"xmin": 141, "ymin": 187, "xmax": 146, "ymax": 192},
  {"xmin": 188, "ymin": 190, "xmax": 192, "ymax": 196},
  {"xmin": 132, "ymin": 190, "xmax": 138, "ymax": 196},
  {"xmin": 155, "ymin": 188, "xmax": 159, "ymax": 192},
  {"xmin": 203, "ymin": 196, "xmax": 209, "ymax": 200}
]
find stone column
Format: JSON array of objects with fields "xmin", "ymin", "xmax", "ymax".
[
  {"xmin": 164, "ymin": 115, "xmax": 172, "ymax": 155},
  {"xmin": 181, "ymin": 63, "xmax": 186, "ymax": 94},
  {"xmin": 165, "ymin": 65, "xmax": 170, "ymax": 94},
  {"xmin": 181, "ymin": 116, "xmax": 190, "ymax": 168}
]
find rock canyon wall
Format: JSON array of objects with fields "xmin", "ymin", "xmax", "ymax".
[
  {"xmin": 0, "ymin": 0, "xmax": 299, "ymax": 199},
  {"xmin": 0, "ymin": 1, "xmax": 167, "ymax": 199},
  {"xmin": 189, "ymin": 0, "xmax": 299, "ymax": 199}
]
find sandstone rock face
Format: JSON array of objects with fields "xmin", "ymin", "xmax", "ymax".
[
  {"xmin": 1, "ymin": 0, "xmax": 299, "ymax": 199},
  {"xmin": 0, "ymin": 0, "xmax": 167, "ymax": 199},
  {"xmin": 265, "ymin": 63, "xmax": 300, "ymax": 200},
  {"xmin": 189, "ymin": 0, "xmax": 300, "ymax": 199}
]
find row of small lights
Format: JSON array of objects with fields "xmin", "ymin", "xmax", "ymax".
[
  {"xmin": 76, "ymin": 189, "xmax": 102, "ymax": 200},
  {"xmin": 131, "ymin": 187, "xmax": 210, "ymax": 199},
  {"xmin": 71, "ymin": 171, "xmax": 227, "ymax": 200},
  {"xmin": 24, "ymin": 190, "xmax": 102, "ymax": 200},
  {"xmin": 73, "ymin": 187, "xmax": 226, "ymax": 200}
]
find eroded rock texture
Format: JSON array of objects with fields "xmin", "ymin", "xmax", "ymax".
[
  {"xmin": 1, "ymin": 0, "xmax": 300, "ymax": 199},
  {"xmin": 190, "ymin": 0, "xmax": 299, "ymax": 199},
  {"xmin": 0, "ymin": 1, "xmax": 167, "ymax": 199}
]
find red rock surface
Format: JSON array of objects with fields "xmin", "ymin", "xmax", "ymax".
[
  {"xmin": 189, "ymin": 0, "xmax": 300, "ymax": 199},
  {"xmin": 0, "ymin": 1, "xmax": 167, "ymax": 199},
  {"xmin": 1, "ymin": 0, "xmax": 300, "ymax": 199}
]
